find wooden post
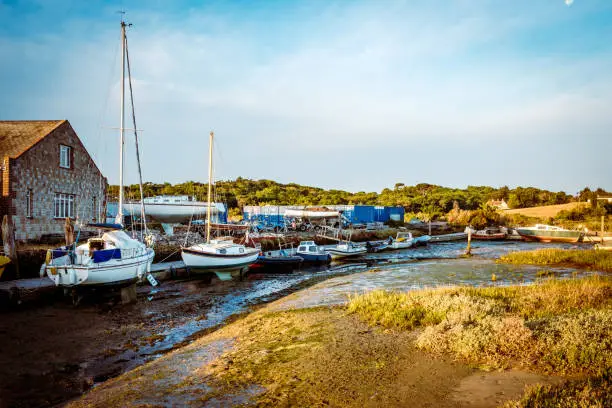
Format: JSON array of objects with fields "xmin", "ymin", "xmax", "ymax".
[
  {"xmin": 602, "ymin": 216, "xmax": 605, "ymax": 244},
  {"xmin": 428, "ymin": 220, "xmax": 432, "ymax": 236},
  {"xmin": 64, "ymin": 217, "xmax": 75, "ymax": 246},
  {"xmin": 465, "ymin": 227, "xmax": 472, "ymax": 256},
  {"xmin": 2, "ymin": 215, "xmax": 19, "ymax": 279}
]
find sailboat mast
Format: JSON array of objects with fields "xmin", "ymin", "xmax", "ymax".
[
  {"xmin": 118, "ymin": 20, "xmax": 127, "ymax": 224},
  {"xmin": 206, "ymin": 131, "xmax": 214, "ymax": 243}
]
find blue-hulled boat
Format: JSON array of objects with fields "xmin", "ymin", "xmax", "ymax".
[
  {"xmin": 296, "ymin": 241, "xmax": 331, "ymax": 263},
  {"xmin": 254, "ymin": 249, "xmax": 304, "ymax": 272}
]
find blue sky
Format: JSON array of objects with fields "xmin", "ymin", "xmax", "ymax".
[{"xmin": 1, "ymin": 0, "xmax": 611, "ymax": 194}]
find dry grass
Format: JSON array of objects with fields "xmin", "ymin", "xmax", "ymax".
[
  {"xmin": 503, "ymin": 202, "xmax": 587, "ymax": 218},
  {"xmin": 503, "ymin": 368, "xmax": 611, "ymax": 408},
  {"xmin": 347, "ymin": 277, "xmax": 612, "ymax": 374},
  {"xmin": 499, "ymin": 248, "xmax": 612, "ymax": 272}
]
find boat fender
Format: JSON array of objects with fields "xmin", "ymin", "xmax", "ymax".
[{"xmin": 44, "ymin": 252, "xmax": 57, "ymax": 276}]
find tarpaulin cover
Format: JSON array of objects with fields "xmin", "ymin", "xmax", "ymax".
[{"xmin": 92, "ymin": 249, "xmax": 122, "ymax": 263}]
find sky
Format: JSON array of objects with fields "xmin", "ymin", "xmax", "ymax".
[{"xmin": 1, "ymin": 0, "xmax": 611, "ymax": 195}]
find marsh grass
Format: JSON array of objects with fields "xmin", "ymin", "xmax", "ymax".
[
  {"xmin": 498, "ymin": 249, "xmax": 612, "ymax": 272},
  {"xmin": 347, "ymin": 277, "xmax": 611, "ymax": 374},
  {"xmin": 503, "ymin": 368, "xmax": 611, "ymax": 408}
]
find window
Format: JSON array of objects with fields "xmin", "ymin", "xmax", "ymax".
[
  {"xmin": 92, "ymin": 196, "xmax": 97, "ymax": 222},
  {"xmin": 59, "ymin": 145, "xmax": 71, "ymax": 169},
  {"xmin": 54, "ymin": 193, "xmax": 75, "ymax": 218},
  {"xmin": 26, "ymin": 189, "xmax": 32, "ymax": 218}
]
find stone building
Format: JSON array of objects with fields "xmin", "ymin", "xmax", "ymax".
[{"xmin": 0, "ymin": 120, "xmax": 108, "ymax": 241}]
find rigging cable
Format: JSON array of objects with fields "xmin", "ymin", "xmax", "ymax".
[{"xmin": 124, "ymin": 28, "xmax": 148, "ymax": 240}]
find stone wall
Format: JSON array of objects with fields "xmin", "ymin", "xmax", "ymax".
[{"xmin": 8, "ymin": 122, "xmax": 108, "ymax": 241}]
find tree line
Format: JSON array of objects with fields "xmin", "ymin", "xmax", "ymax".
[{"xmin": 108, "ymin": 179, "xmax": 610, "ymax": 217}]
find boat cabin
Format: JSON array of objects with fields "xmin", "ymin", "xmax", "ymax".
[
  {"xmin": 297, "ymin": 241, "xmax": 325, "ymax": 254},
  {"xmin": 395, "ymin": 231, "xmax": 413, "ymax": 241}
]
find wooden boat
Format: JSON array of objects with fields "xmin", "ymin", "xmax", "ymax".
[
  {"xmin": 41, "ymin": 21, "xmax": 155, "ymax": 288},
  {"xmin": 516, "ymin": 224, "xmax": 584, "ymax": 243},
  {"xmin": 472, "ymin": 228, "xmax": 507, "ymax": 241},
  {"xmin": 389, "ymin": 232, "xmax": 415, "ymax": 249},
  {"xmin": 296, "ymin": 241, "xmax": 331, "ymax": 263},
  {"xmin": 181, "ymin": 132, "xmax": 259, "ymax": 280},
  {"xmin": 429, "ymin": 232, "xmax": 468, "ymax": 242}
]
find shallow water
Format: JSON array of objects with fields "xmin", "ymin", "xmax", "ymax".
[{"xmin": 274, "ymin": 241, "xmax": 594, "ymax": 310}]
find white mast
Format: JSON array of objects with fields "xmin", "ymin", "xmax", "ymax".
[
  {"xmin": 206, "ymin": 131, "xmax": 213, "ymax": 243},
  {"xmin": 118, "ymin": 20, "xmax": 126, "ymax": 225}
]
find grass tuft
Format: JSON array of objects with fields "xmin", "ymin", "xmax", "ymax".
[
  {"xmin": 498, "ymin": 249, "xmax": 612, "ymax": 272},
  {"xmin": 503, "ymin": 368, "xmax": 612, "ymax": 408},
  {"xmin": 347, "ymin": 277, "xmax": 611, "ymax": 374}
]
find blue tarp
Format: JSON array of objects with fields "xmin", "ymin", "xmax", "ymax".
[
  {"xmin": 52, "ymin": 248, "xmax": 70, "ymax": 258},
  {"xmin": 92, "ymin": 249, "xmax": 122, "ymax": 263}
]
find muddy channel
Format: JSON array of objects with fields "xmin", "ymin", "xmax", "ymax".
[{"xmin": 0, "ymin": 241, "xmax": 588, "ymax": 408}]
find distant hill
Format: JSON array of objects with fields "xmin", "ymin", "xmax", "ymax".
[{"xmin": 503, "ymin": 202, "xmax": 588, "ymax": 218}]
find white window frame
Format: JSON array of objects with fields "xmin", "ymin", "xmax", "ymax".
[
  {"xmin": 54, "ymin": 193, "xmax": 75, "ymax": 219},
  {"xmin": 26, "ymin": 189, "xmax": 32, "ymax": 218},
  {"xmin": 59, "ymin": 145, "xmax": 71, "ymax": 169}
]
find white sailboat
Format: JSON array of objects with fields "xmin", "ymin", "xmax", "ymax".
[
  {"xmin": 181, "ymin": 131, "xmax": 259, "ymax": 280},
  {"xmin": 41, "ymin": 19, "xmax": 154, "ymax": 288}
]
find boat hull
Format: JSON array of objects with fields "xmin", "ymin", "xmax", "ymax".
[
  {"xmin": 253, "ymin": 256, "xmax": 303, "ymax": 272},
  {"xmin": 429, "ymin": 233, "xmax": 468, "ymax": 242},
  {"xmin": 181, "ymin": 248, "xmax": 259, "ymax": 270},
  {"xmin": 516, "ymin": 229, "xmax": 583, "ymax": 243},
  {"xmin": 326, "ymin": 248, "xmax": 367, "ymax": 259},
  {"xmin": 390, "ymin": 241, "xmax": 414, "ymax": 250},
  {"xmin": 124, "ymin": 202, "xmax": 217, "ymax": 223},
  {"xmin": 472, "ymin": 233, "xmax": 507, "ymax": 241},
  {"xmin": 45, "ymin": 249, "xmax": 154, "ymax": 288},
  {"xmin": 296, "ymin": 252, "xmax": 332, "ymax": 263}
]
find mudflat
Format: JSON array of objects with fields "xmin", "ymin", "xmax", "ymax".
[{"xmin": 66, "ymin": 300, "xmax": 563, "ymax": 407}]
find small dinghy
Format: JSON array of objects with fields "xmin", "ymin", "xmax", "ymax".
[
  {"xmin": 472, "ymin": 227, "xmax": 507, "ymax": 241},
  {"xmin": 413, "ymin": 235, "xmax": 431, "ymax": 246},
  {"xmin": 389, "ymin": 232, "xmax": 415, "ymax": 250},
  {"xmin": 365, "ymin": 241, "xmax": 388, "ymax": 253},
  {"xmin": 326, "ymin": 242, "xmax": 367, "ymax": 260}
]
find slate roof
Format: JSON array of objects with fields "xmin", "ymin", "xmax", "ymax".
[{"xmin": 0, "ymin": 120, "xmax": 66, "ymax": 158}]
